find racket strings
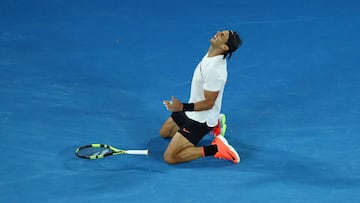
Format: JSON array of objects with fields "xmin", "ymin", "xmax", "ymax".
[{"xmin": 77, "ymin": 147, "xmax": 113, "ymax": 157}]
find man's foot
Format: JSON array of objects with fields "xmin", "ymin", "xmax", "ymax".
[
  {"xmin": 211, "ymin": 114, "xmax": 227, "ymax": 137},
  {"xmin": 212, "ymin": 136, "xmax": 240, "ymax": 163}
]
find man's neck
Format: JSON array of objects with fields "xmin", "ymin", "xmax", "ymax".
[{"xmin": 207, "ymin": 46, "xmax": 224, "ymax": 57}]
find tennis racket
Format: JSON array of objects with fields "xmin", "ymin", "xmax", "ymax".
[{"xmin": 75, "ymin": 144, "xmax": 149, "ymax": 159}]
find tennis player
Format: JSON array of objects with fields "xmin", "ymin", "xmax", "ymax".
[{"xmin": 160, "ymin": 30, "xmax": 242, "ymax": 164}]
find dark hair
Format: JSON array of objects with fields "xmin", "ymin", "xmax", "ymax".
[{"xmin": 224, "ymin": 30, "xmax": 242, "ymax": 60}]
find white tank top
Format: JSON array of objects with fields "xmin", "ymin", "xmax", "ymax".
[{"xmin": 185, "ymin": 53, "xmax": 227, "ymax": 127}]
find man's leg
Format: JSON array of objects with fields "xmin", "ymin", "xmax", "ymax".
[
  {"xmin": 163, "ymin": 132, "xmax": 203, "ymax": 164},
  {"xmin": 160, "ymin": 117, "xmax": 179, "ymax": 138}
]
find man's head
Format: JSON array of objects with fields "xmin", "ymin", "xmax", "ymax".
[{"xmin": 210, "ymin": 30, "xmax": 242, "ymax": 59}]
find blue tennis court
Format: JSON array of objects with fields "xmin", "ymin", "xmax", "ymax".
[{"xmin": 1, "ymin": 0, "xmax": 360, "ymax": 202}]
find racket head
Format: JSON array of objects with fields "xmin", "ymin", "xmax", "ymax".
[{"xmin": 75, "ymin": 144, "xmax": 125, "ymax": 159}]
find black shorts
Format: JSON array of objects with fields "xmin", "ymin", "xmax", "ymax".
[{"xmin": 171, "ymin": 111, "xmax": 213, "ymax": 145}]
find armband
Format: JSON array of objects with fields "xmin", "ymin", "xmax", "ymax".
[{"xmin": 182, "ymin": 103, "xmax": 195, "ymax": 111}]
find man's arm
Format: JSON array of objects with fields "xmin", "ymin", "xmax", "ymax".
[
  {"xmin": 193, "ymin": 90, "xmax": 218, "ymax": 111},
  {"xmin": 164, "ymin": 90, "xmax": 219, "ymax": 112}
]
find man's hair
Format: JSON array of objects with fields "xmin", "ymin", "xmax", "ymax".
[{"xmin": 224, "ymin": 30, "xmax": 242, "ymax": 60}]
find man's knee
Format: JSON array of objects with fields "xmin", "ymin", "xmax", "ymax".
[
  {"xmin": 160, "ymin": 118, "xmax": 178, "ymax": 138},
  {"xmin": 163, "ymin": 152, "xmax": 178, "ymax": 164},
  {"xmin": 159, "ymin": 127, "xmax": 169, "ymax": 138}
]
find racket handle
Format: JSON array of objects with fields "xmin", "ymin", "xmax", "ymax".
[{"xmin": 125, "ymin": 150, "xmax": 149, "ymax": 155}]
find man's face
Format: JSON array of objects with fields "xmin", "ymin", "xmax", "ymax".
[{"xmin": 210, "ymin": 30, "xmax": 230, "ymax": 48}]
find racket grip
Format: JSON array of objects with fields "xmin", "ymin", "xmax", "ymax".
[{"xmin": 125, "ymin": 150, "xmax": 149, "ymax": 155}]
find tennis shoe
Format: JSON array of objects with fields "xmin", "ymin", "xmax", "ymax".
[
  {"xmin": 211, "ymin": 113, "xmax": 227, "ymax": 137},
  {"xmin": 212, "ymin": 136, "xmax": 240, "ymax": 163}
]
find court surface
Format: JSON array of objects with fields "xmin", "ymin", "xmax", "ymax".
[{"xmin": 1, "ymin": 0, "xmax": 360, "ymax": 202}]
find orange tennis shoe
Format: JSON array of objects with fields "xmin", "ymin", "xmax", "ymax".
[{"xmin": 212, "ymin": 136, "xmax": 240, "ymax": 163}]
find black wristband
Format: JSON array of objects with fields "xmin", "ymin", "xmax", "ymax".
[{"xmin": 182, "ymin": 103, "xmax": 195, "ymax": 111}]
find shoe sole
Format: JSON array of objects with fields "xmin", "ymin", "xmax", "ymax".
[{"xmin": 217, "ymin": 136, "xmax": 240, "ymax": 163}]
